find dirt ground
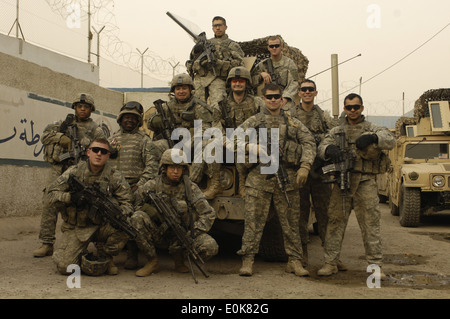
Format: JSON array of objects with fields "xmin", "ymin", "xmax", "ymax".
[{"xmin": 1, "ymin": 202, "xmax": 449, "ymax": 305}]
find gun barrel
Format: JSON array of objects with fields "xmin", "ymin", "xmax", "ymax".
[{"xmin": 166, "ymin": 12, "xmax": 198, "ymax": 41}]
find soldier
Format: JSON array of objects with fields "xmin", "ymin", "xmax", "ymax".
[
  {"xmin": 108, "ymin": 101, "xmax": 153, "ymax": 269},
  {"xmin": 317, "ymin": 93, "xmax": 395, "ymax": 279},
  {"xmin": 212, "ymin": 66, "xmax": 265, "ymax": 198},
  {"xmin": 131, "ymin": 149, "xmax": 218, "ymax": 277},
  {"xmin": 33, "ymin": 93, "xmax": 106, "ymax": 257},
  {"xmin": 147, "ymin": 73, "xmax": 214, "ymax": 187},
  {"xmin": 285, "ymin": 79, "xmax": 338, "ymax": 265},
  {"xmin": 186, "ymin": 16, "xmax": 245, "ymax": 111},
  {"xmin": 236, "ymin": 83, "xmax": 316, "ymax": 277},
  {"xmin": 47, "ymin": 138, "xmax": 133, "ymax": 275},
  {"xmin": 251, "ymin": 35, "xmax": 299, "ymax": 109}
]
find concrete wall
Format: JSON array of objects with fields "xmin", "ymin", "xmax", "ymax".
[{"xmin": 0, "ymin": 36, "xmax": 124, "ymax": 218}]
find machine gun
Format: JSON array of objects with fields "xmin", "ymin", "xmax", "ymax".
[
  {"xmin": 153, "ymin": 99, "xmax": 176, "ymax": 148},
  {"xmin": 321, "ymin": 129, "xmax": 355, "ymax": 215},
  {"xmin": 167, "ymin": 11, "xmax": 217, "ymax": 76},
  {"xmin": 59, "ymin": 114, "xmax": 84, "ymax": 167},
  {"xmin": 67, "ymin": 175, "xmax": 154, "ymax": 254},
  {"xmin": 146, "ymin": 190, "xmax": 209, "ymax": 284}
]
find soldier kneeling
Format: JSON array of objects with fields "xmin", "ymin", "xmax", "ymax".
[{"xmin": 131, "ymin": 149, "xmax": 218, "ymax": 277}]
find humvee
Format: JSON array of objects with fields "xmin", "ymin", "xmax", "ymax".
[{"xmin": 381, "ymin": 89, "xmax": 450, "ymax": 227}]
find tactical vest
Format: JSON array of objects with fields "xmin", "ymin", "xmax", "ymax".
[
  {"xmin": 225, "ymin": 94, "xmax": 259, "ymax": 128},
  {"xmin": 253, "ymin": 111, "xmax": 303, "ymax": 167},
  {"xmin": 344, "ymin": 123, "xmax": 390, "ymax": 174}
]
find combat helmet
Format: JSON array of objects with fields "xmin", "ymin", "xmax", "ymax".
[
  {"xmin": 117, "ymin": 101, "xmax": 144, "ymax": 127},
  {"xmin": 80, "ymin": 253, "xmax": 110, "ymax": 276},
  {"xmin": 170, "ymin": 73, "xmax": 194, "ymax": 92},
  {"xmin": 226, "ymin": 66, "xmax": 252, "ymax": 87},
  {"xmin": 159, "ymin": 149, "xmax": 190, "ymax": 171},
  {"xmin": 72, "ymin": 93, "xmax": 95, "ymax": 111}
]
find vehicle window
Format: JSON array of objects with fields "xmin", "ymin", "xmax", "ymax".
[{"xmin": 405, "ymin": 143, "xmax": 449, "ymax": 159}]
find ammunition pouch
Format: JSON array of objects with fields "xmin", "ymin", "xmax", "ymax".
[
  {"xmin": 181, "ymin": 111, "xmax": 195, "ymax": 122},
  {"xmin": 283, "ymin": 140, "xmax": 302, "ymax": 167}
]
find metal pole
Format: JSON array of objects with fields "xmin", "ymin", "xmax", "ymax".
[
  {"xmin": 136, "ymin": 48, "xmax": 149, "ymax": 88},
  {"xmin": 92, "ymin": 26, "xmax": 105, "ymax": 66},
  {"xmin": 16, "ymin": 0, "xmax": 19, "ymax": 38},
  {"xmin": 331, "ymin": 54, "xmax": 339, "ymax": 118},
  {"xmin": 87, "ymin": 0, "xmax": 92, "ymax": 63}
]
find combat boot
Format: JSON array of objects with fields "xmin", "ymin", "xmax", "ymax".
[
  {"xmin": 124, "ymin": 241, "xmax": 139, "ymax": 270},
  {"xmin": 203, "ymin": 173, "xmax": 223, "ymax": 199},
  {"xmin": 135, "ymin": 256, "xmax": 159, "ymax": 277},
  {"xmin": 337, "ymin": 260, "xmax": 348, "ymax": 271},
  {"xmin": 286, "ymin": 259, "xmax": 309, "ymax": 276},
  {"xmin": 317, "ymin": 263, "xmax": 338, "ymax": 276},
  {"xmin": 239, "ymin": 256, "xmax": 254, "ymax": 276},
  {"xmin": 173, "ymin": 252, "xmax": 189, "ymax": 273},
  {"xmin": 33, "ymin": 244, "xmax": 53, "ymax": 257},
  {"xmin": 107, "ymin": 260, "xmax": 119, "ymax": 276}
]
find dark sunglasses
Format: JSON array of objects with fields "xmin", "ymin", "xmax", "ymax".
[
  {"xmin": 344, "ymin": 104, "xmax": 362, "ymax": 111},
  {"xmin": 268, "ymin": 44, "xmax": 280, "ymax": 49},
  {"xmin": 89, "ymin": 147, "xmax": 110, "ymax": 155},
  {"xmin": 300, "ymin": 86, "xmax": 316, "ymax": 92},
  {"xmin": 121, "ymin": 101, "xmax": 144, "ymax": 114},
  {"xmin": 264, "ymin": 94, "xmax": 282, "ymax": 100}
]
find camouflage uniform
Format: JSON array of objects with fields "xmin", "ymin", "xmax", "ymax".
[
  {"xmin": 187, "ymin": 34, "xmax": 245, "ymax": 109},
  {"xmin": 147, "ymin": 95, "xmax": 214, "ymax": 182},
  {"xmin": 38, "ymin": 105, "xmax": 105, "ymax": 249},
  {"xmin": 132, "ymin": 175, "xmax": 218, "ymax": 261},
  {"xmin": 47, "ymin": 160, "xmax": 133, "ymax": 274},
  {"xmin": 251, "ymin": 55, "xmax": 299, "ymax": 107},
  {"xmin": 109, "ymin": 120, "xmax": 152, "ymax": 190},
  {"xmin": 236, "ymin": 108, "xmax": 316, "ymax": 263},
  {"xmin": 213, "ymin": 90, "xmax": 265, "ymax": 197},
  {"xmin": 285, "ymin": 104, "xmax": 338, "ymax": 245},
  {"xmin": 318, "ymin": 116, "xmax": 395, "ymax": 267}
]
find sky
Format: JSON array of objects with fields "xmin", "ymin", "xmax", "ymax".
[{"xmin": 1, "ymin": 0, "xmax": 449, "ymax": 116}]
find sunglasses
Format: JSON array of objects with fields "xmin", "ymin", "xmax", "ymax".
[
  {"xmin": 300, "ymin": 86, "xmax": 316, "ymax": 92},
  {"xmin": 89, "ymin": 147, "xmax": 110, "ymax": 155},
  {"xmin": 231, "ymin": 78, "xmax": 246, "ymax": 84},
  {"xmin": 264, "ymin": 94, "xmax": 282, "ymax": 100},
  {"xmin": 344, "ymin": 104, "xmax": 362, "ymax": 111},
  {"xmin": 121, "ymin": 101, "xmax": 144, "ymax": 114},
  {"xmin": 268, "ymin": 44, "xmax": 281, "ymax": 49}
]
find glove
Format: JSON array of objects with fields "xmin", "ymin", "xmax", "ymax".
[
  {"xmin": 356, "ymin": 134, "xmax": 378, "ymax": 150},
  {"xmin": 296, "ymin": 167, "xmax": 309, "ymax": 187},
  {"xmin": 70, "ymin": 191, "xmax": 87, "ymax": 207},
  {"xmin": 325, "ymin": 145, "xmax": 345, "ymax": 163},
  {"xmin": 149, "ymin": 114, "xmax": 163, "ymax": 131},
  {"xmin": 59, "ymin": 135, "xmax": 72, "ymax": 149}
]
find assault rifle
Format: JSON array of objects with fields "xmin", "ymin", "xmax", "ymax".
[
  {"xmin": 321, "ymin": 129, "xmax": 355, "ymax": 215},
  {"xmin": 67, "ymin": 175, "xmax": 154, "ymax": 254},
  {"xmin": 59, "ymin": 114, "xmax": 84, "ymax": 167},
  {"xmin": 166, "ymin": 11, "xmax": 217, "ymax": 76},
  {"xmin": 265, "ymin": 58, "xmax": 281, "ymax": 87},
  {"xmin": 153, "ymin": 99, "xmax": 175, "ymax": 148},
  {"xmin": 263, "ymin": 127, "xmax": 291, "ymax": 208},
  {"xmin": 146, "ymin": 190, "xmax": 209, "ymax": 284},
  {"xmin": 218, "ymin": 100, "xmax": 234, "ymax": 129}
]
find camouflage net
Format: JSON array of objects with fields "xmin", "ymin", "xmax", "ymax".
[
  {"xmin": 238, "ymin": 35, "xmax": 309, "ymax": 81},
  {"xmin": 395, "ymin": 88, "xmax": 450, "ymax": 137},
  {"xmin": 413, "ymin": 88, "xmax": 450, "ymax": 120}
]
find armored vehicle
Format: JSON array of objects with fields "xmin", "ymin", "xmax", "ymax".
[{"xmin": 382, "ymin": 89, "xmax": 450, "ymax": 227}]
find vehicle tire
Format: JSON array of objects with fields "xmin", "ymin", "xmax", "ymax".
[
  {"xmin": 389, "ymin": 199, "xmax": 399, "ymax": 216},
  {"xmin": 258, "ymin": 209, "xmax": 288, "ymax": 262},
  {"xmin": 399, "ymin": 185, "xmax": 421, "ymax": 227}
]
